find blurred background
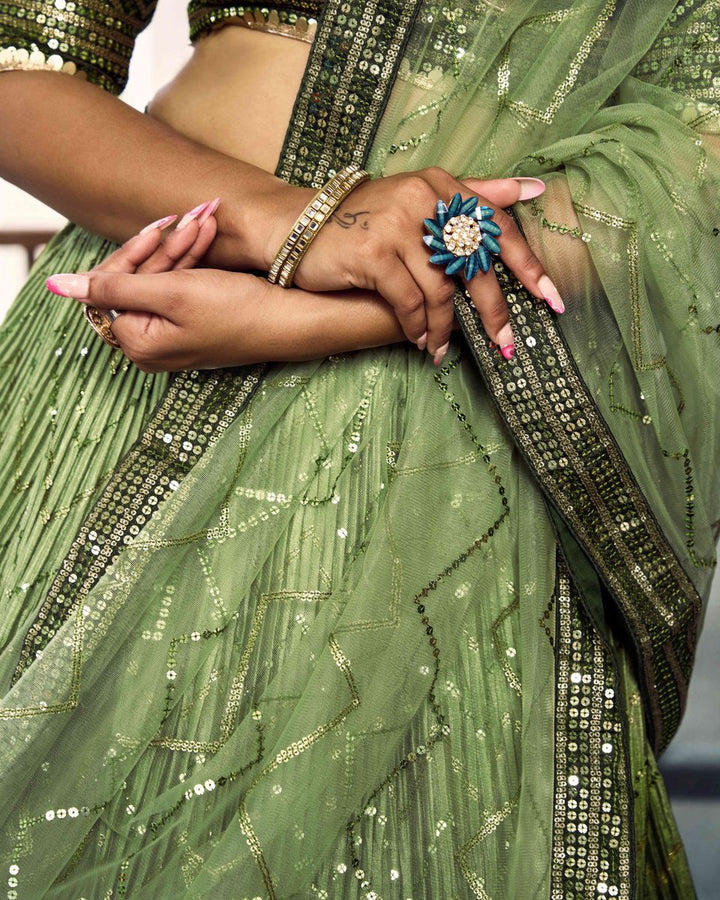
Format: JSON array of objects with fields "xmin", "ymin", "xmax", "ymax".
[{"xmin": 0, "ymin": 0, "xmax": 718, "ymax": 893}]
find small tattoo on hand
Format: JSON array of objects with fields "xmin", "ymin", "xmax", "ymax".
[{"xmin": 331, "ymin": 210, "xmax": 370, "ymax": 229}]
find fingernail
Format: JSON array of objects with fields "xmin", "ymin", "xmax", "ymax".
[
  {"xmin": 416, "ymin": 332, "xmax": 428, "ymax": 352},
  {"xmin": 433, "ymin": 341, "xmax": 449, "ymax": 366},
  {"xmin": 176, "ymin": 200, "xmax": 212, "ymax": 231},
  {"xmin": 197, "ymin": 197, "xmax": 221, "ymax": 226},
  {"xmin": 46, "ymin": 273, "xmax": 90, "ymax": 297},
  {"xmin": 514, "ymin": 177, "xmax": 546, "ymax": 201},
  {"xmin": 140, "ymin": 213, "xmax": 178, "ymax": 234},
  {"xmin": 501, "ymin": 343, "xmax": 515, "ymax": 360},
  {"xmin": 538, "ymin": 274, "xmax": 565, "ymax": 314},
  {"xmin": 496, "ymin": 324, "xmax": 514, "ymax": 356}
]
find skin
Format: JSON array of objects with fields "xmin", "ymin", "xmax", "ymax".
[{"xmin": 2, "ymin": 27, "xmax": 562, "ymax": 366}]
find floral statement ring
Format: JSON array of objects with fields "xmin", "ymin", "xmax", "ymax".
[{"xmin": 423, "ymin": 193, "xmax": 502, "ymax": 280}]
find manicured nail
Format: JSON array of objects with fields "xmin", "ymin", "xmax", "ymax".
[
  {"xmin": 197, "ymin": 197, "xmax": 221, "ymax": 226},
  {"xmin": 515, "ymin": 177, "xmax": 546, "ymax": 201},
  {"xmin": 140, "ymin": 214, "xmax": 178, "ymax": 234},
  {"xmin": 433, "ymin": 341, "xmax": 449, "ymax": 366},
  {"xmin": 46, "ymin": 273, "xmax": 90, "ymax": 297},
  {"xmin": 538, "ymin": 274, "xmax": 565, "ymax": 314},
  {"xmin": 501, "ymin": 343, "xmax": 515, "ymax": 360},
  {"xmin": 416, "ymin": 332, "xmax": 428, "ymax": 352},
  {"xmin": 176, "ymin": 200, "xmax": 212, "ymax": 231},
  {"xmin": 496, "ymin": 324, "xmax": 514, "ymax": 358}
]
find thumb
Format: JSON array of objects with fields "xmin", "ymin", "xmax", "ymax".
[
  {"xmin": 461, "ymin": 177, "xmax": 545, "ymax": 207},
  {"xmin": 46, "ymin": 271, "xmax": 173, "ymax": 316}
]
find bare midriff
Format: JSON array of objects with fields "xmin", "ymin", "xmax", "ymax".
[{"xmin": 148, "ymin": 26, "xmax": 310, "ymax": 173}]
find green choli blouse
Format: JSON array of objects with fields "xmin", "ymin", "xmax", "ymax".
[{"xmin": 0, "ymin": 0, "xmax": 324, "ymax": 95}]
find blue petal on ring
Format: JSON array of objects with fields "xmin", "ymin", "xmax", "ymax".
[{"xmin": 423, "ymin": 192, "xmax": 502, "ymax": 280}]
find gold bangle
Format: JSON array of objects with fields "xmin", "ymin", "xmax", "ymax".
[{"xmin": 267, "ymin": 164, "xmax": 370, "ymax": 288}]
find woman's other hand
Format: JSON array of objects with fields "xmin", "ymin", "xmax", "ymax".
[
  {"xmin": 45, "ymin": 206, "xmax": 406, "ymax": 371},
  {"xmin": 272, "ymin": 172, "xmax": 564, "ymax": 363},
  {"xmin": 86, "ymin": 198, "xmax": 220, "ymax": 277}
]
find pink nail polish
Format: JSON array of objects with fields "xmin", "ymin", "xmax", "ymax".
[
  {"xmin": 46, "ymin": 273, "xmax": 90, "ymax": 297},
  {"xmin": 176, "ymin": 200, "xmax": 212, "ymax": 231},
  {"xmin": 139, "ymin": 214, "xmax": 178, "ymax": 235},
  {"xmin": 538, "ymin": 274, "xmax": 565, "ymax": 314},
  {"xmin": 514, "ymin": 177, "xmax": 546, "ymax": 201},
  {"xmin": 197, "ymin": 197, "xmax": 221, "ymax": 226},
  {"xmin": 433, "ymin": 341, "xmax": 449, "ymax": 366},
  {"xmin": 501, "ymin": 343, "xmax": 515, "ymax": 360},
  {"xmin": 416, "ymin": 332, "xmax": 428, "ymax": 352}
]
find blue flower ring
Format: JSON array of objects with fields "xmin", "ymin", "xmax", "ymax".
[{"xmin": 423, "ymin": 192, "xmax": 502, "ymax": 281}]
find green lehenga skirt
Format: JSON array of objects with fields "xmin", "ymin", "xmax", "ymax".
[{"xmin": 0, "ymin": 224, "xmax": 696, "ymax": 898}]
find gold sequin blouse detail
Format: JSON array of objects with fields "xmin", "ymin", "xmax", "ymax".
[
  {"xmin": 0, "ymin": 0, "xmax": 324, "ymax": 96},
  {"xmin": 187, "ymin": 1, "xmax": 322, "ymax": 43},
  {"xmin": 0, "ymin": 0, "xmax": 158, "ymax": 93}
]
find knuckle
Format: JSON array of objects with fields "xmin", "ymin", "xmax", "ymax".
[
  {"xmin": 401, "ymin": 291, "xmax": 425, "ymax": 315},
  {"xmin": 488, "ymin": 298, "xmax": 509, "ymax": 324},
  {"xmin": 152, "ymin": 250, "xmax": 174, "ymax": 269},
  {"xmin": 438, "ymin": 280, "xmax": 456, "ymax": 304},
  {"xmin": 403, "ymin": 173, "xmax": 435, "ymax": 205},
  {"xmin": 476, "ymin": 291, "xmax": 507, "ymax": 326},
  {"xmin": 493, "ymin": 209, "xmax": 516, "ymax": 235},
  {"xmin": 425, "ymin": 280, "xmax": 454, "ymax": 308},
  {"xmin": 133, "ymin": 360, "xmax": 157, "ymax": 374},
  {"xmin": 94, "ymin": 277, "xmax": 117, "ymax": 307},
  {"xmin": 123, "ymin": 332, "xmax": 155, "ymax": 367},
  {"xmin": 422, "ymin": 166, "xmax": 449, "ymax": 184}
]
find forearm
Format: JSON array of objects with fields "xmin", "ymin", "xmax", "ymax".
[
  {"xmin": 0, "ymin": 71, "xmax": 302, "ymax": 270},
  {"xmin": 237, "ymin": 285, "xmax": 406, "ymax": 364}
]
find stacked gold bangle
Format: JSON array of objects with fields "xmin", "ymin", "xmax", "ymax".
[{"xmin": 267, "ymin": 164, "xmax": 370, "ymax": 288}]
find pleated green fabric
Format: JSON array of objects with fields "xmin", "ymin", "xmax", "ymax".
[{"xmin": 0, "ymin": 1, "xmax": 718, "ymax": 898}]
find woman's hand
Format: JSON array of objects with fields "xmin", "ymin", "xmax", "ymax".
[
  {"xmin": 271, "ymin": 172, "xmax": 564, "ymax": 362},
  {"xmin": 46, "ymin": 208, "xmax": 406, "ymax": 371},
  {"xmin": 81, "ymin": 198, "xmax": 220, "ymax": 277},
  {"xmin": 47, "ymin": 267, "xmax": 410, "ymax": 372}
]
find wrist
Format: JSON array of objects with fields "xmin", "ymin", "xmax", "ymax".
[{"xmin": 210, "ymin": 176, "xmax": 313, "ymax": 272}]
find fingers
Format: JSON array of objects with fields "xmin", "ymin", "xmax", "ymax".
[
  {"xmin": 136, "ymin": 199, "xmax": 220, "ymax": 274},
  {"xmin": 109, "ymin": 311, "xmax": 178, "ymax": 371},
  {"xmin": 463, "ymin": 263, "xmax": 515, "ymax": 359},
  {"xmin": 489, "ymin": 207, "xmax": 565, "ymax": 315},
  {"xmin": 372, "ymin": 256, "xmax": 428, "ymax": 344},
  {"xmin": 172, "ymin": 217, "xmax": 218, "ymax": 270},
  {"xmin": 91, "ymin": 199, "xmax": 221, "ymax": 280},
  {"xmin": 46, "ymin": 270, "xmax": 182, "ymax": 319},
  {"xmin": 402, "ymin": 243, "xmax": 455, "ymax": 355},
  {"xmin": 93, "ymin": 222, "xmax": 174, "ymax": 274},
  {"xmin": 135, "ymin": 220, "xmax": 200, "ymax": 274},
  {"xmin": 418, "ymin": 170, "xmax": 563, "ymax": 363},
  {"xmin": 418, "ymin": 169, "xmax": 545, "ymax": 365},
  {"xmin": 461, "ymin": 179, "xmax": 564, "ymax": 313},
  {"xmin": 462, "ymin": 177, "xmax": 545, "ymax": 207}
]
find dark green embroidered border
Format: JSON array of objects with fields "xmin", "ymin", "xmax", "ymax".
[
  {"xmin": 454, "ymin": 269, "xmax": 701, "ymax": 753},
  {"xmin": 276, "ymin": 0, "xmax": 421, "ymax": 187},
  {"xmin": 13, "ymin": 367, "xmax": 264, "ymax": 682},
  {"xmin": 552, "ymin": 556, "xmax": 633, "ymax": 900}
]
